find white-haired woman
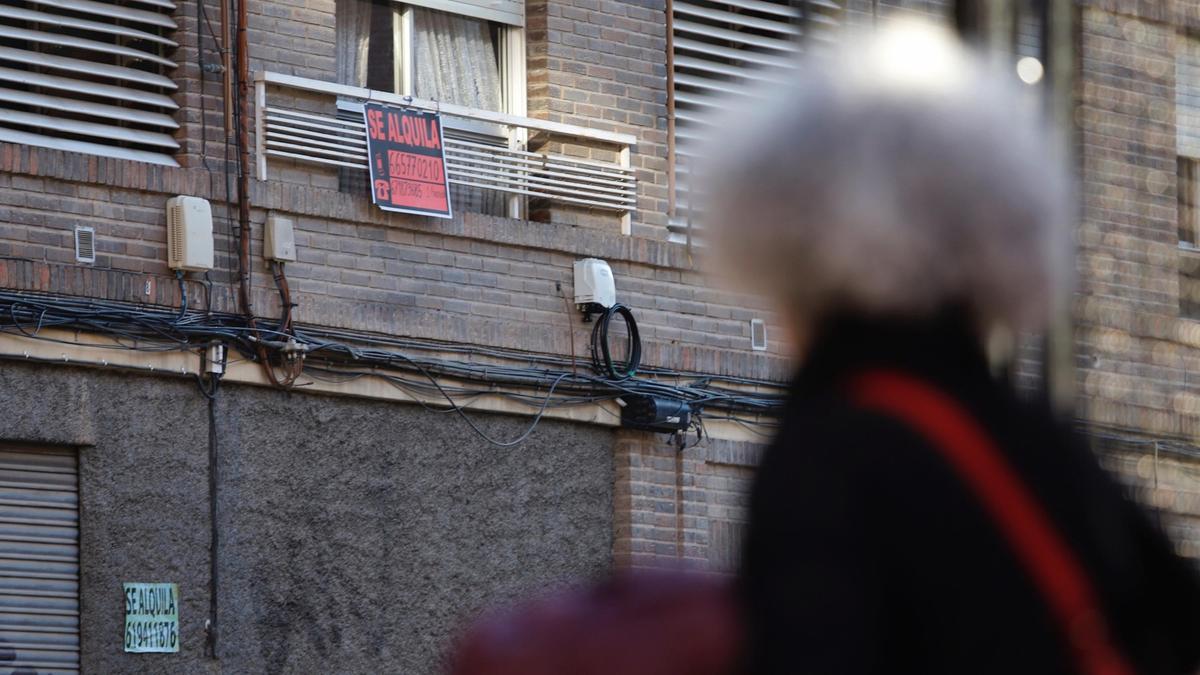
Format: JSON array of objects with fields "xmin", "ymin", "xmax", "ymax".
[{"xmin": 708, "ymin": 23, "xmax": 1200, "ymax": 675}]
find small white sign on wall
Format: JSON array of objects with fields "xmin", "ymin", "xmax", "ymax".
[{"xmin": 123, "ymin": 582, "xmax": 179, "ymax": 653}]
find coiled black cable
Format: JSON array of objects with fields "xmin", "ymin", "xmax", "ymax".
[{"xmin": 590, "ymin": 303, "xmax": 641, "ymax": 380}]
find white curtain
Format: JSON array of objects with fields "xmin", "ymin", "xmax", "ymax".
[
  {"xmin": 413, "ymin": 7, "xmax": 505, "ymax": 216},
  {"xmin": 412, "ymin": 8, "xmax": 501, "ymax": 108},
  {"xmin": 335, "ymin": 0, "xmax": 373, "ymax": 86},
  {"xmin": 336, "ymin": 0, "xmax": 390, "ymax": 196}
]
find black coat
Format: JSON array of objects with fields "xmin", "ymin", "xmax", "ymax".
[{"xmin": 740, "ymin": 313, "xmax": 1200, "ymax": 674}]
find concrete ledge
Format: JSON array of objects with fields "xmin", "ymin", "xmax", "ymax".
[{"xmin": 0, "ymin": 328, "xmax": 775, "ymax": 443}]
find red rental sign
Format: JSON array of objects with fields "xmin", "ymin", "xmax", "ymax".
[{"xmin": 363, "ymin": 103, "xmax": 453, "ymax": 219}]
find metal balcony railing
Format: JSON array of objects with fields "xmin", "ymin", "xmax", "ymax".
[{"xmin": 254, "ymin": 71, "xmax": 638, "ymax": 231}]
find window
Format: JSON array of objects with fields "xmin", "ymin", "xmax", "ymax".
[
  {"xmin": 336, "ymin": 0, "xmax": 525, "ymax": 214},
  {"xmin": 1180, "ymin": 157, "xmax": 1199, "ymax": 248},
  {"xmin": 0, "ymin": 0, "xmax": 179, "ymax": 166},
  {"xmin": 1178, "ymin": 158, "xmax": 1200, "ymax": 318},
  {"xmin": 0, "ymin": 445, "xmax": 79, "ymax": 673},
  {"xmin": 1177, "ymin": 38, "xmax": 1200, "ymax": 318},
  {"xmin": 1179, "ymin": 37, "xmax": 1200, "ymax": 248},
  {"xmin": 668, "ymin": 0, "xmax": 843, "ymax": 243}
]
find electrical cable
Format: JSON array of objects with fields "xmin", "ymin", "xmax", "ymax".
[
  {"xmin": 203, "ymin": 272, "xmax": 215, "ymax": 317},
  {"xmin": 0, "ymin": 290, "xmax": 786, "ymax": 446},
  {"xmin": 294, "ymin": 323, "xmax": 780, "ymax": 388},
  {"xmin": 203, "ymin": 366, "xmax": 221, "ymax": 660},
  {"xmin": 558, "ymin": 283, "xmax": 579, "ymax": 377},
  {"xmin": 174, "ymin": 271, "xmax": 189, "ymax": 324},
  {"xmin": 590, "ymin": 303, "xmax": 641, "ymax": 380},
  {"xmin": 269, "ymin": 261, "xmax": 295, "ymax": 334}
]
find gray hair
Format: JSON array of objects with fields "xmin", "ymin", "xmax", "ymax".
[{"xmin": 699, "ymin": 21, "xmax": 1072, "ymax": 336}]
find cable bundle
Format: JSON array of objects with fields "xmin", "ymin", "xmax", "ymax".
[
  {"xmin": 589, "ymin": 304, "xmax": 641, "ymax": 381},
  {"xmin": 0, "ymin": 289, "xmax": 785, "ymax": 445}
]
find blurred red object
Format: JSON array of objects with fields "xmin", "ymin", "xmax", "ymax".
[{"xmin": 448, "ymin": 570, "xmax": 744, "ymax": 675}]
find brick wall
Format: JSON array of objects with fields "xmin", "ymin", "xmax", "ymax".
[
  {"xmin": 1100, "ymin": 442, "xmax": 1200, "ymax": 559},
  {"xmin": 0, "ymin": 142, "xmax": 789, "ymax": 383},
  {"xmin": 248, "ymin": 0, "xmax": 338, "ymax": 80},
  {"xmin": 1074, "ymin": 0, "xmax": 1200, "ymax": 560},
  {"xmin": 1075, "ymin": 4, "xmax": 1187, "ymax": 437},
  {"xmin": 2, "ymin": 6, "xmax": 781, "ymax": 596},
  {"xmin": 0, "ymin": 0, "xmax": 976, "ymax": 388},
  {"xmin": 526, "ymin": 0, "xmax": 669, "ymax": 235},
  {"xmin": 17, "ymin": 0, "xmax": 1200, "ymax": 587},
  {"xmin": 0, "ymin": 0, "xmax": 793, "ymax": 379},
  {"xmin": 0, "ymin": 0, "xmax": 961, "ymax": 583},
  {"xmin": 613, "ymin": 431, "xmax": 761, "ymax": 570}
]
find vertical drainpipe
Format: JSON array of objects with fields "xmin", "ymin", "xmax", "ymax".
[
  {"xmin": 237, "ymin": 0, "xmax": 253, "ymax": 319},
  {"xmin": 221, "ymin": 0, "xmax": 233, "ymax": 135},
  {"xmin": 1042, "ymin": 0, "xmax": 1079, "ymax": 417}
]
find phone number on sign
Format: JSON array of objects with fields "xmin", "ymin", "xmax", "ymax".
[
  {"xmin": 125, "ymin": 620, "xmax": 178, "ymax": 651},
  {"xmin": 387, "ymin": 150, "xmax": 445, "ymax": 183}
]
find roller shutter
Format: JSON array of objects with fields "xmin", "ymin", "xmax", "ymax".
[
  {"xmin": 0, "ymin": 0, "xmax": 180, "ymax": 166},
  {"xmin": 669, "ymin": 0, "xmax": 843, "ymax": 243},
  {"xmin": 0, "ymin": 446, "xmax": 79, "ymax": 674}
]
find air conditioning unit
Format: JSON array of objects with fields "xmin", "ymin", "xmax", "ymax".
[{"xmin": 166, "ymin": 196, "xmax": 214, "ymax": 271}]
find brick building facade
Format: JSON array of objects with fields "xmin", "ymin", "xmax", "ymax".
[
  {"xmin": 0, "ymin": 0, "xmax": 1197, "ymax": 671},
  {"xmin": 1074, "ymin": 0, "xmax": 1200, "ymax": 558}
]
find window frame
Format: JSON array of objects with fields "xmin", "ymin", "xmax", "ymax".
[
  {"xmin": 1180, "ymin": 156, "xmax": 1200, "ymax": 249},
  {"xmin": 389, "ymin": 4, "xmax": 526, "ymax": 121},
  {"xmin": 335, "ymin": 0, "xmax": 529, "ymax": 218},
  {"xmin": 391, "ymin": 2, "xmax": 527, "ymax": 216}
]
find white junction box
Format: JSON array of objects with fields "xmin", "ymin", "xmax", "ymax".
[
  {"xmin": 574, "ymin": 258, "xmax": 616, "ymax": 309},
  {"xmin": 166, "ymin": 196, "xmax": 214, "ymax": 271},
  {"xmin": 265, "ymin": 213, "xmax": 297, "ymax": 262}
]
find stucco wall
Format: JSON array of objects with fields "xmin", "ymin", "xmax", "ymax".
[{"xmin": 0, "ymin": 361, "xmax": 614, "ymax": 674}]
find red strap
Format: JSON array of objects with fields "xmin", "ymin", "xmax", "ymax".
[{"xmin": 848, "ymin": 370, "xmax": 1134, "ymax": 675}]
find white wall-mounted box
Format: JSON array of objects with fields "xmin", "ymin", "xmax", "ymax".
[
  {"xmin": 166, "ymin": 196, "xmax": 214, "ymax": 271},
  {"xmin": 574, "ymin": 258, "xmax": 616, "ymax": 309},
  {"xmin": 265, "ymin": 214, "xmax": 297, "ymax": 262}
]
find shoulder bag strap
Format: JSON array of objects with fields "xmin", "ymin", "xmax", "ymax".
[{"xmin": 847, "ymin": 369, "xmax": 1135, "ymax": 675}]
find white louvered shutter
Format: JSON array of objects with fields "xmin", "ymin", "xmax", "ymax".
[
  {"xmin": 669, "ymin": 0, "xmax": 843, "ymax": 243},
  {"xmin": 0, "ymin": 446, "xmax": 79, "ymax": 674},
  {"xmin": 0, "ymin": 0, "xmax": 180, "ymax": 166}
]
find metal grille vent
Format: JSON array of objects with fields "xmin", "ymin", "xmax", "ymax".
[
  {"xmin": 669, "ymin": 0, "xmax": 844, "ymax": 243},
  {"xmin": 750, "ymin": 318, "xmax": 767, "ymax": 351},
  {"xmin": 0, "ymin": 0, "xmax": 180, "ymax": 166},
  {"xmin": 0, "ymin": 446, "xmax": 80, "ymax": 673},
  {"xmin": 73, "ymin": 226, "xmax": 95, "ymax": 264},
  {"xmin": 166, "ymin": 202, "xmax": 184, "ymax": 267}
]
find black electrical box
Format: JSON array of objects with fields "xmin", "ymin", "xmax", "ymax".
[{"xmin": 620, "ymin": 394, "xmax": 691, "ymax": 433}]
